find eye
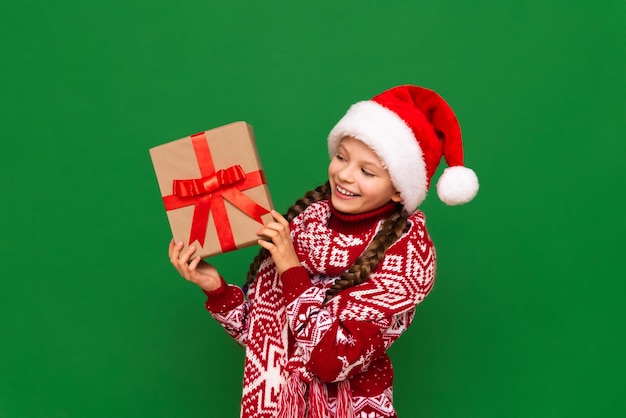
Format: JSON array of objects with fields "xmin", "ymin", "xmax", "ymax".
[
  {"xmin": 335, "ymin": 153, "xmax": 346, "ymax": 161},
  {"xmin": 361, "ymin": 168, "xmax": 375, "ymax": 177}
]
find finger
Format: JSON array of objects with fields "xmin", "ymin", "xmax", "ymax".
[
  {"xmin": 170, "ymin": 241, "xmax": 184, "ymax": 265},
  {"xmin": 260, "ymin": 221, "xmax": 290, "ymax": 237},
  {"xmin": 258, "ymin": 226, "xmax": 279, "ymax": 236},
  {"xmin": 178, "ymin": 251, "xmax": 199, "ymax": 281},
  {"xmin": 271, "ymin": 210, "xmax": 289, "ymax": 226},
  {"xmin": 168, "ymin": 238, "xmax": 176, "ymax": 258},
  {"xmin": 257, "ymin": 225, "xmax": 281, "ymax": 241},
  {"xmin": 187, "ymin": 256, "xmax": 202, "ymax": 274},
  {"xmin": 180, "ymin": 245, "xmax": 197, "ymax": 264},
  {"xmin": 257, "ymin": 239, "xmax": 274, "ymax": 252},
  {"xmin": 260, "ymin": 221, "xmax": 284, "ymax": 232}
]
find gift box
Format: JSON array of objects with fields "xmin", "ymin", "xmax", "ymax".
[{"xmin": 150, "ymin": 121, "xmax": 274, "ymax": 258}]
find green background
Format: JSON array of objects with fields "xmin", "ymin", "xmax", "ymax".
[{"xmin": 1, "ymin": 0, "xmax": 625, "ymax": 417}]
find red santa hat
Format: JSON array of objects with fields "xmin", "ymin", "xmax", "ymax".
[{"xmin": 328, "ymin": 85, "xmax": 479, "ymax": 212}]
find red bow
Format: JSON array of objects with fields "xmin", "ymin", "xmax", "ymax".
[
  {"xmin": 162, "ymin": 132, "xmax": 270, "ymax": 252},
  {"xmin": 173, "ymin": 165, "xmax": 246, "ymax": 198}
]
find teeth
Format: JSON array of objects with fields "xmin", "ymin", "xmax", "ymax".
[{"xmin": 337, "ymin": 185, "xmax": 356, "ymax": 196}]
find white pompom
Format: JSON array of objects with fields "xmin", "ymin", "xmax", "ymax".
[{"xmin": 436, "ymin": 166, "xmax": 479, "ymax": 206}]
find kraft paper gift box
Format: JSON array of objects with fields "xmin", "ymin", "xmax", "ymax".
[{"xmin": 150, "ymin": 121, "xmax": 275, "ymax": 258}]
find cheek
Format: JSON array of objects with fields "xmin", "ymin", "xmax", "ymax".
[
  {"xmin": 327, "ymin": 161, "xmax": 339, "ymax": 178},
  {"xmin": 365, "ymin": 180, "xmax": 392, "ymax": 198}
]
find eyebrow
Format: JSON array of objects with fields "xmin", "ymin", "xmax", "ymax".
[{"xmin": 337, "ymin": 144, "xmax": 385, "ymax": 172}]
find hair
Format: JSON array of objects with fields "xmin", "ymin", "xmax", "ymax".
[{"xmin": 244, "ymin": 181, "xmax": 410, "ymax": 302}]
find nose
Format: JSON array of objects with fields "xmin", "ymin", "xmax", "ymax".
[{"xmin": 337, "ymin": 164, "xmax": 355, "ymax": 183}]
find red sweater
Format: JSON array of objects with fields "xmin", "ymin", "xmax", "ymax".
[{"xmin": 204, "ymin": 201, "xmax": 435, "ymax": 417}]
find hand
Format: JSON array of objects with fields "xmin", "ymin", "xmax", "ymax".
[
  {"xmin": 168, "ymin": 239, "xmax": 222, "ymax": 292},
  {"xmin": 257, "ymin": 210, "xmax": 301, "ymax": 275}
]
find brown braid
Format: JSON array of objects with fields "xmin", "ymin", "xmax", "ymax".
[
  {"xmin": 244, "ymin": 182, "xmax": 409, "ymax": 303},
  {"xmin": 324, "ymin": 206, "xmax": 410, "ymax": 303},
  {"xmin": 244, "ymin": 182, "xmax": 331, "ymax": 288}
]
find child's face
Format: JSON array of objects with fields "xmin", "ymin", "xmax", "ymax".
[{"xmin": 328, "ymin": 136, "xmax": 402, "ymax": 214}]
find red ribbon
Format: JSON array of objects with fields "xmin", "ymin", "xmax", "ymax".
[
  {"xmin": 173, "ymin": 165, "xmax": 246, "ymax": 198},
  {"xmin": 162, "ymin": 132, "xmax": 270, "ymax": 252}
]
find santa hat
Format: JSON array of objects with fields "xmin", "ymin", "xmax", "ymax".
[{"xmin": 328, "ymin": 85, "xmax": 479, "ymax": 212}]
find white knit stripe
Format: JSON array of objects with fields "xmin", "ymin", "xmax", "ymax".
[
  {"xmin": 241, "ymin": 258, "xmax": 289, "ymax": 417},
  {"xmin": 328, "ymin": 100, "xmax": 428, "ymax": 212}
]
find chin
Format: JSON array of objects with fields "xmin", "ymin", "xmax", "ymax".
[{"xmin": 330, "ymin": 196, "xmax": 358, "ymax": 214}]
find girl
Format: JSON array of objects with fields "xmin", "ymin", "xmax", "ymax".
[{"xmin": 169, "ymin": 85, "xmax": 478, "ymax": 418}]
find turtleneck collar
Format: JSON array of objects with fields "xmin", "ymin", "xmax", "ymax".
[{"xmin": 327, "ymin": 199, "xmax": 399, "ymax": 235}]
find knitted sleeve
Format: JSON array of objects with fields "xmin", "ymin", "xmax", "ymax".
[
  {"xmin": 204, "ymin": 254, "xmax": 277, "ymax": 347},
  {"xmin": 204, "ymin": 277, "xmax": 251, "ymax": 347},
  {"xmin": 282, "ymin": 214, "xmax": 435, "ymax": 382}
]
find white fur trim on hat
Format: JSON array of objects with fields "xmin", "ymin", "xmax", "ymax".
[
  {"xmin": 436, "ymin": 166, "xmax": 479, "ymax": 205},
  {"xmin": 328, "ymin": 101, "xmax": 427, "ymax": 212}
]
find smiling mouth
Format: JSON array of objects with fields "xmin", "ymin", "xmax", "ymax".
[{"xmin": 336, "ymin": 185, "xmax": 359, "ymax": 197}]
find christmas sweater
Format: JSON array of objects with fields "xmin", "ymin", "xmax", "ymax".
[{"xmin": 204, "ymin": 200, "xmax": 436, "ymax": 418}]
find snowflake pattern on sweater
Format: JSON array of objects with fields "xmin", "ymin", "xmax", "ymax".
[{"xmin": 207, "ymin": 201, "xmax": 435, "ymax": 417}]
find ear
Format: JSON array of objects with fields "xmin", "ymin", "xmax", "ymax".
[{"xmin": 391, "ymin": 191, "xmax": 403, "ymax": 203}]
